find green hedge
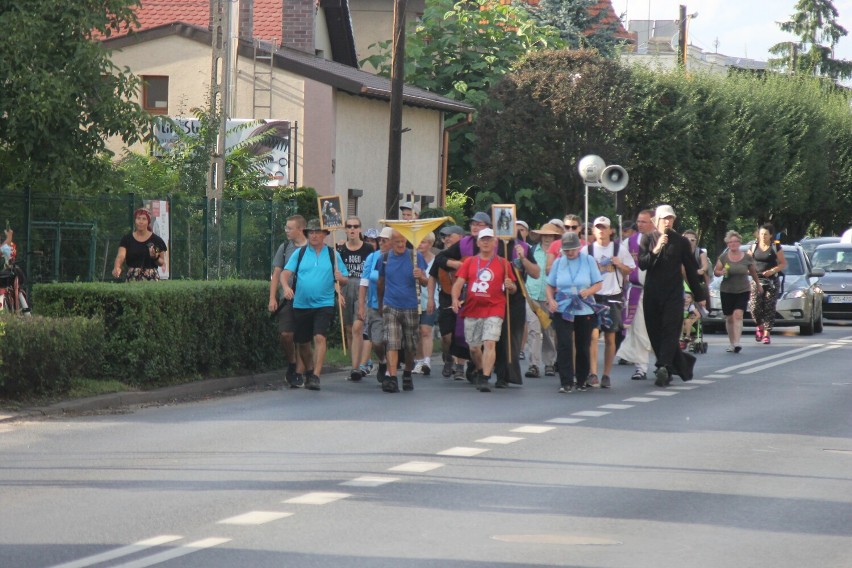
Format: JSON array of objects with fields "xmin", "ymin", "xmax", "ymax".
[
  {"xmin": 33, "ymin": 280, "xmax": 287, "ymax": 386},
  {"xmin": 0, "ymin": 314, "xmax": 105, "ymax": 396}
]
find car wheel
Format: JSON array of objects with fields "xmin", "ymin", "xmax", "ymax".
[{"xmin": 800, "ymin": 310, "xmax": 815, "ymax": 336}]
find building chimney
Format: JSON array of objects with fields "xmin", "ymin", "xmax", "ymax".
[
  {"xmin": 239, "ymin": 0, "xmax": 254, "ymax": 42},
  {"xmin": 283, "ymin": 0, "xmax": 315, "ymax": 54}
]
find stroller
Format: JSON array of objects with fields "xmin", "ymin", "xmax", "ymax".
[{"xmin": 680, "ymin": 287, "xmax": 708, "ymax": 354}]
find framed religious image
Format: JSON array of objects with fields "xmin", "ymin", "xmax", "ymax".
[
  {"xmin": 318, "ymin": 195, "xmax": 344, "ymax": 231},
  {"xmin": 491, "ymin": 204, "xmax": 517, "ymax": 239}
]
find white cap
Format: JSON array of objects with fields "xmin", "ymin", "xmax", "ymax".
[
  {"xmin": 477, "ymin": 228, "xmax": 496, "ymax": 240},
  {"xmin": 400, "ymin": 201, "xmax": 420, "ymax": 213},
  {"xmin": 379, "ymin": 227, "xmax": 394, "ymax": 239},
  {"xmin": 516, "ymin": 220, "xmax": 529, "ymax": 230},
  {"xmin": 593, "ymin": 216, "xmax": 611, "ymax": 227},
  {"xmin": 655, "ymin": 204, "xmax": 676, "ymax": 219},
  {"xmin": 548, "ymin": 218, "xmax": 565, "ymax": 230}
]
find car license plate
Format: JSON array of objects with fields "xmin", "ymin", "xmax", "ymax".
[{"xmin": 828, "ymin": 295, "xmax": 852, "ymax": 303}]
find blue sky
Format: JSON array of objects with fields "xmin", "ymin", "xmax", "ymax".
[{"xmin": 610, "ymin": 0, "xmax": 852, "ymax": 63}]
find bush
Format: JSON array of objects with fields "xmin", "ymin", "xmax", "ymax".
[
  {"xmin": 0, "ymin": 315, "xmax": 105, "ymax": 397},
  {"xmin": 34, "ymin": 280, "xmax": 287, "ymax": 386}
]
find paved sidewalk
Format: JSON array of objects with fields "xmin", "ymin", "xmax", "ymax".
[{"xmin": 0, "ymin": 369, "xmax": 292, "ymax": 422}]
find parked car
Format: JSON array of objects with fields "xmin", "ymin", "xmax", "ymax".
[
  {"xmin": 797, "ymin": 236, "xmax": 840, "ymax": 261},
  {"xmin": 705, "ymin": 244, "xmax": 825, "ymax": 335},
  {"xmin": 811, "ymin": 243, "xmax": 852, "ymax": 320}
]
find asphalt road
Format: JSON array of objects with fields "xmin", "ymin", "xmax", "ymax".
[{"xmin": 1, "ymin": 325, "xmax": 851, "ymax": 568}]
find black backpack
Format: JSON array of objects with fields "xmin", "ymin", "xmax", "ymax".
[
  {"xmin": 588, "ymin": 242, "xmax": 622, "ymax": 291},
  {"xmin": 291, "ymin": 245, "xmax": 337, "ymax": 294}
]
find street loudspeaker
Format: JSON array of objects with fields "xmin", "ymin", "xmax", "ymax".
[
  {"xmin": 600, "ymin": 165, "xmax": 628, "ymax": 193},
  {"xmin": 577, "ymin": 155, "xmax": 606, "ymax": 185}
]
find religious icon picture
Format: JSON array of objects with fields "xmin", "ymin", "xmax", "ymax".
[
  {"xmin": 318, "ymin": 195, "xmax": 344, "ymax": 231},
  {"xmin": 492, "ymin": 204, "xmax": 517, "ymax": 239}
]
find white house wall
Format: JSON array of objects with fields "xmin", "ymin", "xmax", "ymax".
[{"xmin": 333, "ymin": 92, "xmax": 441, "ymax": 227}]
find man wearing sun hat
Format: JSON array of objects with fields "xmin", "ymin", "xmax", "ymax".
[
  {"xmin": 639, "ymin": 204, "xmax": 706, "ymax": 387},
  {"xmin": 525, "ymin": 222, "xmax": 562, "ymax": 378}
]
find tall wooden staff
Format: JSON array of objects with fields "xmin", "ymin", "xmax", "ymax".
[
  {"xmin": 492, "ymin": 204, "xmax": 516, "ymax": 364},
  {"xmin": 318, "ymin": 196, "xmax": 347, "ymax": 355}
]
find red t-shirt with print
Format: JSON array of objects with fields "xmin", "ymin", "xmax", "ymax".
[{"xmin": 456, "ymin": 254, "xmax": 516, "ymax": 318}]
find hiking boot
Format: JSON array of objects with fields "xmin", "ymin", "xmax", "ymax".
[
  {"xmin": 442, "ymin": 360, "xmax": 453, "ymax": 377},
  {"xmin": 476, "ymin": 371, "xmax": 491, "ymax": 393},
  {"xmin": 601, "ymin": 375, "xmax": 611, "ymax": 389},
  {"xmin": 288, "ymin": 373, "xmax": 304, "ymax": 389},
  {"xmin": 453, "ymin": 364, "xmax": 465, "ymax": 381},
  {"xmin": 544, "ymin": 365, "xmax": 556, "ymax": 376},
  {"xmin": 420, "ymin": 363, "xmax": 431, "ymax": 376},
  {"xmin": 525, "ymin": 365, "xmax": 540, "ymax": 378},
  {"xmin": 654, "ymin": 367, "xmax": 671, "ymax": 387},
  {"xmin": 305, "ymin": 375, "xmax": 321, "ymax": 391},
  {"xmin": 349, "ymin": 368, "xmax": 362, "ymax": 382},
  {"xmin": 402, "ymin": 378, "xmax": 414, "ymax": 391},
  {"xmin": 382, "ymin": 376, "xmax": 400, "ymax": 393}
]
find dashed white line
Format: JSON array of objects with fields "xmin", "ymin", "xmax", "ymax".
[
  {"xmin": 647, "ymin": 390, "xmax": 679, "ymax": 396},
  {"xmin": 623, "ymin": 397, "xmax": 658, "ymax": 402},
  {"xmin": 739, "ymin": 344, "xmax": 843, "ymax": 374},
  {"xmin": 512, "ymin": 425, "xmax": 556, "ymax": 433},
  {"xmin": 217, "ymin": 511, "xmax": 293, "ymax": 525},
  {"xmin": 284, "ymin": 492, "xmax": 350, "ymax": 505},
  {"xmin": 571, "ymin": 410, "xmax": 610, "ymax": 417},
  {"xmin": 686, "ymin": 379, "xmax": 715, "ymax": 385},
  {"xmin": 669, "ymin": 385, "xmax": 700, "ymax": 390},
  {"xmin": 111, "ymin": 537, "xmax": 231, "ymax": 568},
  {"xmin": 388, "ymin": 461, "xmax": 445, "ymax": 473},
  {"xmin": 704, "ymin": 374, "xmax": 731, "ymax": 378},
  {"xmin": 546, "ymin": 417, "xmax": 586, "ymax": 424},
  {"xmin": 476, "ymin": 436, "xmax": 524, "ymax": 444},
  {"xmin": 437, "ymin": 446, "xmax": 490, "ymax": 457},
  {"xmin": 48, "ymin": 535, "xmax": 184, "ymax": 568},
  {"xmin": 340, "ymin": 475, "xmax": 399, "ymax": 487},
  {"xmin": 598, "ymin": 404, "xmax": 634, "ymax": 410}
]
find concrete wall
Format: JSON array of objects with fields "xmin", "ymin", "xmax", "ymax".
[
  {"xmin": 333, "ymin": 93, "xmax": 441, "ymax": 227},
  {"xmin": 349, "ymin": 0, "xmax": 424, "ymax": 71}
]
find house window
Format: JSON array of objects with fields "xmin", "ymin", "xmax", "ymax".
[
  {"xmin": 348, "ymin": 189, "xmax": 363, "ymax": 217},
  {"xmin": 142, "ymin": 76, "xmax": 169, "ymax": 114}
]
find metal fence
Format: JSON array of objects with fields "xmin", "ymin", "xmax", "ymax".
[{"xmin": 2, "ymin": 190, "xmax": 298, "ymax": 285}]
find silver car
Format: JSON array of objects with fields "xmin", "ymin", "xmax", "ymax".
[
  {"xmin": 705, "ymin": 244, "xmax": 825, "ymax": 335},
  {"xmin": 812, "ymin": 243, "xmax": 852, "ymax": 320}
]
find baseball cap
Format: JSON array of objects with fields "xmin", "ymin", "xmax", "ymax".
[
  {"xmin": 593, "ymin": 216, "xmax": 611, "ymax": 228},
  {"xmin": 516, "ymin": 220, "xmax": 529, "ymax": 230},
  {"xmin": 471, "ymin": 211, "xmax": 492, "ymax": 226},
  {"xmin": 440, "ymin": 225, "xmax": 465, "ymax": 236},
  {"xmin": 548, "ymin": 218, "xmax": 566, "ymax": 230},
  {"xmin": 364, "ymin": 228, "xmax": 379, "ymax": 239},
  {"xmin": 561, "ymin": 231, "xmax": 582, "ymax": 250},
  {"xmin": 378, "ymin": 227, "xmax": 394, "ymax": 239},
  {"xmin": 477, "ymin": 228, "xmax": 496, "ymax": 240},
  {"xmin": 655, "ymin": 204, "xmax": 676, "ymax": 219},
  {"xmin": 400, "ymin": 201, "xmax": 420, "ymax": 213}
]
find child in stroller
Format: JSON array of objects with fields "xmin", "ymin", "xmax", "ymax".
[{"xmin": 680, "ymin": 289, "xmax": 707, "ymax": 353}]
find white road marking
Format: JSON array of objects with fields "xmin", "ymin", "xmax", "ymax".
[
  {"xmin": 716, "ymin": 344, "xmax": 823, "ymax": 373},
  {"xmin": 686, "ymin": 379, "xmax": 715, "ymax": 384},
  {"xmin": 111, "ymin": 537, "xmax": 231, "ymax": 568},
  {"xmin": 598, "ymin": 404, "xmax": 634, "ymax": 410},
  {"xmin": 740, "ymin": 344, "xmax": 843, "ymax": 374},
  {"xmin": 647, "ymin": 390, "xmax": 679, "ymax": 396},
  {"xmin": 623, "ymin": 397, "xmax": 658, "ymax": 402},
  {"xmin": 571, "ymin": 410, "xmax": 610, "ymax": 417},
  {"xmin": 669, "ymin": 385, "xmax": 700, "ymax": 390},
  {"xmin": 437, "ymin": 446, "xmax": 490, "ymax": 457},
  {"xmin": 48, "ymin": 535, "xmax": 184, "ymax": 568},
  {"xmin": 388, "ymin": 461, "xmax": 445, "ymax": 473},
  {"xmin": 704, "ymin": 374, "xmax": 731, "ymax": 378},
  {"xmin": 284, "ymin": 492, "xmax": 350, "ymax": 505},
  {"xmin": 217, "ymin": 511, "xmax": 293, "ymax": 525},
  {"xmin": 512, "ymin": 425, "xmax": 556, "ymax": 433},
  {"xmin": 476, "ymin": 436, "xmax": 524, "ymax": 444},
  {"xmin": 546, "ymin": 417, "xmax": 586, "ymax": 424},
  {"xmin": 340, "ymin": 475, "xmax": 399, "ymax": 487}
]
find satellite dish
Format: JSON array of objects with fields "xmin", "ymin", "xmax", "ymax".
[{"xmin": 670, "ymin": 31, "xmax": 679, "ymax": 52}]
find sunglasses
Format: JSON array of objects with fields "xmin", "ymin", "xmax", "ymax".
[
  {"xmin": 345, "ymin": 224, "xmax": 360, "ymax": 229},
  {"xmin": 566, "ymin": 225, "xmax": 579, "ymax": 229}
]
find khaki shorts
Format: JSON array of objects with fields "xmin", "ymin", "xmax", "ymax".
[
  {"xmin": 341, "ymin": 280, "xmax": 360, "ymax": 326},
  {"xmin": 464, "ymin": 316, "xmax": 503, "ymax": 348}
]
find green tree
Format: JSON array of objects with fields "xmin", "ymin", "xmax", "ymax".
[
  {"xmin": 0, "ymin": 0, "xmax": 151, "ymax": 192},
  {"xmin": 768, "ymin": 0, "xmax": 852, "ymax": 80},
  {"xmin": 361, "ymin": 0, "xmax": 564, "ymax": 184},
  {"xmin": 474, "ymin": 49, "xmax": 632, "ymax": 224},
  {"xmin": 520, "ymin": 0, "xmax": 625, "ymax": 57}
]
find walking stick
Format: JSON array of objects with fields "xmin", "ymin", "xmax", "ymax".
[{"xmin": 332, "ymin": 229, "xmax": 347, "ymax": 355}]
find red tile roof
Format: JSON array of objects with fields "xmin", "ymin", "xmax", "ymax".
[
  {"xmin": 587, "ymin": 0, "xmax": 635, "ymax": 42},
  {"xmin": 105, "ymin": 0, "xmax": 284, "ymax": 42}
]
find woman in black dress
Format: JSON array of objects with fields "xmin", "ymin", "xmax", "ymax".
[{"xmin": 112, "ymin": 209, "xmax": 167, "ymax": 281}]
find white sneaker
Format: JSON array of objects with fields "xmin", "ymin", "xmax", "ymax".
[{"xmin": 412, "ymin": 361, "xmax": 424, "ymax": 374}]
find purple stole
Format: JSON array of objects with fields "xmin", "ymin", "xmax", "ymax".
[{"xmin": 623, "ymin": 232, "xmax": 643, "ymax": 327}]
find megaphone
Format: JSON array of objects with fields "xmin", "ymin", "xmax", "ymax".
[
  {"xmin": 601, "ymin": 165, "xmax": 628, "ymax": 192},
  {"xmin": 577, "ymin": 155, "xmax": 606, "ymax": 185}
]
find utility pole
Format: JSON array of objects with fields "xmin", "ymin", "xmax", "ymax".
[
  {"xmin": 208, "ymin": 0, "xmax": 232, "ymax": 210},
  {"xmin": 678, "ymin": 4, "xmax": 687, "ymax": 69},
  {"xmin": 385, "ymin": 0, "xmax": 408, "ymax": 219}
]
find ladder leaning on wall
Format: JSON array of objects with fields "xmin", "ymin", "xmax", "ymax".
[{"xmin": 252, "ymin": 38, "xmax": 276, "ymax": 119}]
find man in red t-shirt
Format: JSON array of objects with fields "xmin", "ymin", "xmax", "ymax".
[{"xmin": 451, "ymin": 229, "xmax": 517, "ymax": 392}]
